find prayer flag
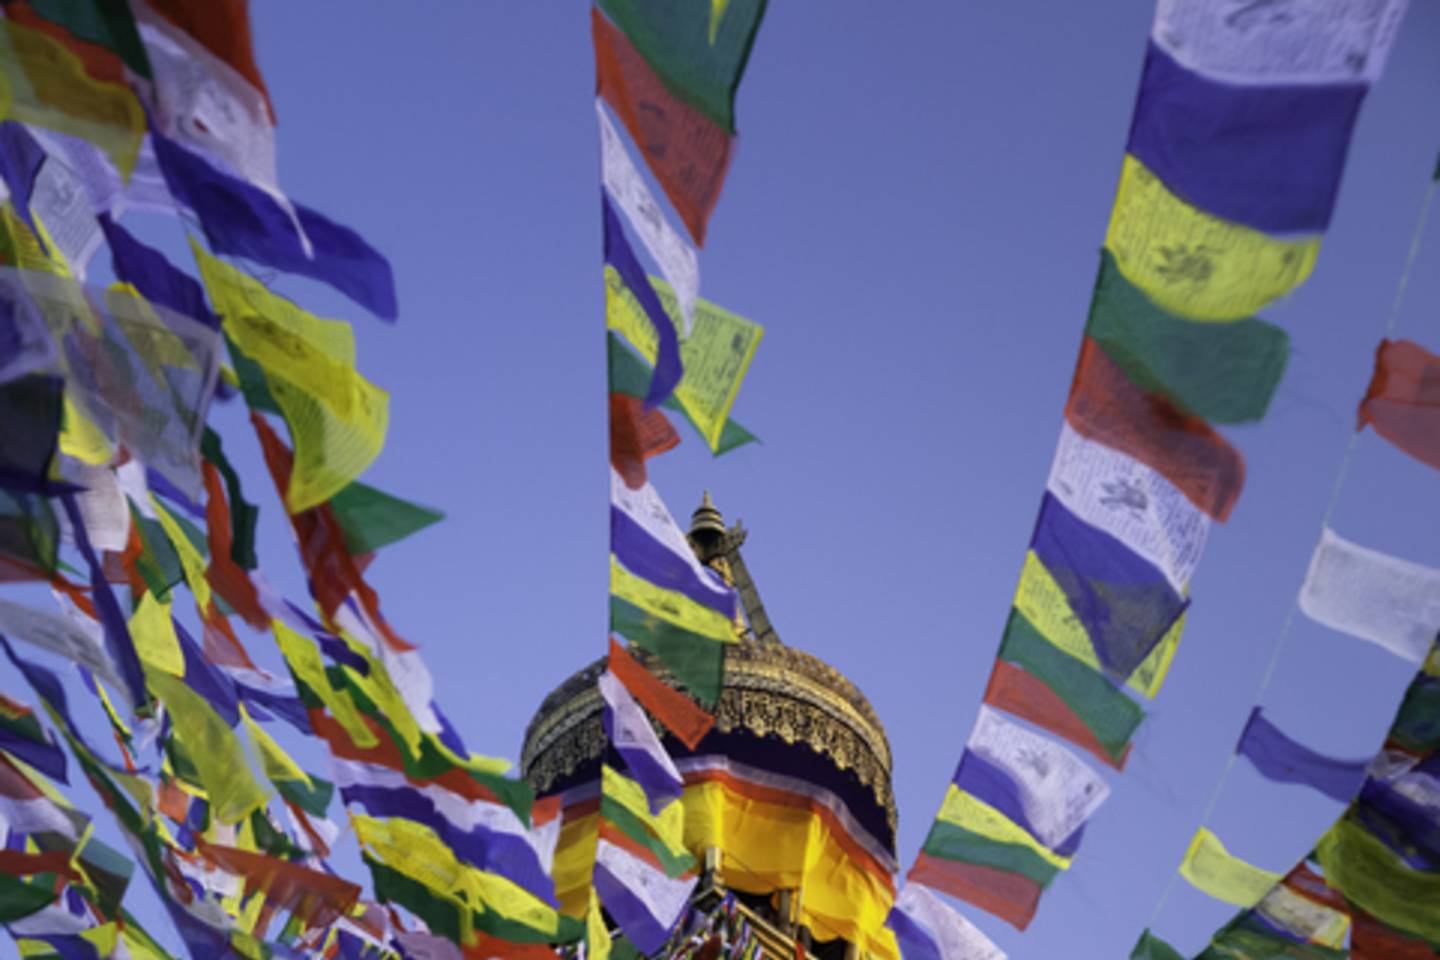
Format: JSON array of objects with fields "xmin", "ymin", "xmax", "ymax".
[
  {"xmin": 605, "ymin": 268, "xmax": 764, "ymax": 453},
  {"xmin": 993, "ymin": 607, "xmax": 1144, "ymax": 769},
  {"xmin": 1048, "ymin": 422, "xmax": 1208, "ymax": 593},
  {"xmin": 1067, "ymin": 336, "xmax": 1245, "ymax": 521},
  {"xmin": 611, "ymin": 469, "xmax": 737, "ymax": 620},
  {"xmin": 1299, "ymin": 527, "xmax": 1440, "ymax": 664},
  {"xmin": 1086, "ymin": 250, "xmax": 1289, "ymax": 424},
  {"xmin": 958, "ymin": 707, "xmax": 1110, "ymax": 856},
  {"xmin": 607, "ymin": 638, "xmax": 714, "ymax": 751},
  {"xmin": 328, "ymin": 482, "xmax": 444, "ymax": 558},
  {"xmin": 603, "ymin": 196, "xmax": 683, "ymax": 409},
  {"xmin": 1236, "ymin": 708, "xmax": 1369, "ymax": 804},
  {"xmin": 599, "ymin": 668, "xmax": 684, "ymax": 814},
  {"xmin": 1106, "ymin": 155, "xmax": 1319, "ymax": 321},
  {"xmin": 1252, "ymin": 870, "xmax": 1352, "ymax": 949},
  {"xmin": 610, "ymin": 392, "xmax": 680, "ymax": 490},
  {"xmin": 136, "ymin": 3, "xmax": 278, "ymax": 195},
  {"xmin": 141, "ymin": 0, "xmax": 274, "ymax": 120},
  {"xmin": 155, "ymin": 132, "xmax": 397, "ymax": 320},
  {"xmin": 0, "ymin": 693, "xmax": 66, "ymax": 784},
  {"xmin": 594, "ymin": 7, "xmax": 732, "ymax": 246},
  {"xmin": 887, "ymin": 883, "xmax": 1006, "ymax": 960},
  {"xmin": 1350, "ymin": 908, "xmax": 1440, "ymax": 960},
  {"xmin": 199, "ymin": 249, "xmax": 389, "ymax": 512},
  {"xmin": 906, "ymin": 853, "xmax": 1040, "ymax": 934},
  {"xmin": 1318, "ymin": 814, "xmax": 1440, "ymax": 943},
  {"xmin": 598, "ymin": 100, "xmax": 700, "ymax": 332},
  {"xmin": 1128, "ymin": 42, "xmax": 1365, "ymax": 235},
  {"xmin": 147, "ymin": 669, "xmax": 268, "ymax": 824},
  {"xmin": 595, "ymin": 0, "xmax": 767, "ymax": 133},
  {"xmin": 608, "ymin": 332, "xmax": 758, "ymax": 455},
  {"xmin": 98, "ymin": 214, "xmax": 216, "ymax": 329},
  {"xmin": 0, "ymin": 752, "xmax": 83, "ymax": 839},
  {"xmin": 1358, "ymin": 338, "xmax": 1440, "ymax": 472},
  {"xmin": 0, "ymin": 20, "xmax": 144, "ymax": 179},
  {"xmin": 1151, "ymin": 0, "xmax": 1408, "ymax": 85},
  {"xmin": 1030, "ymin": 493, "xmax": 1188, "ymax": 679},
  {"xmin": 0, "ymin": 121, "xmax": 45, "ymax": 241},
  {"xmin": 1180, "ymin": 828, "xmax": 1282, "ymax": 908},
  {"xmin": 0, "ymin": 490, "xmax": 59, "ymax": 582}
]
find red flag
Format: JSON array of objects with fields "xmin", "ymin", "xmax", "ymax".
[
  {"xmin": 197, "ymin": 840, "xmax": 360, "ymax": 932},
  {"xmin": 608, "ymin": 637, "xmax": 714, "ymax": 750},
  {"xmin": 1358, "ymin": 338, "xmax": 1440, "ymax": 472},
  {"xmin": 593, "ymin": 7, "xmax": 732, "ymax": 246},
  {"xmin": 1066, "ymin": 337, "xmax": 1245, "ymax": 521},
  {"xmin": 1350, "ymin": 908, "xmax": 1435, "ymax": 960},
  {"xmin": 610, "ymin": 393, "xmax": 680, "ymax": 489},
  {"xmin": 908, "ymin": 852, "xmax": 1042, "ymax": 932}
]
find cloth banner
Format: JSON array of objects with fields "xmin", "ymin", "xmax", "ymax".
[
  {"xmin": 1358, "ymin": 338, "xmax": 1440, "ymax": 472},
  {"xmin": 1179, "ymin": 827, "xmax": 1282, "ymax": 908},
  {"xmin": 1299, "ymin": 527, "xmax": 1440, "ymax": 664},
  {"xmin": 1236, "ymin": 707, "xmax": 1369, "ymax": 803}
]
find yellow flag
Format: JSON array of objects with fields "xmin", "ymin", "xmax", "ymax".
[
  {"xmin": 128, "ymin": 593, "xmax": 185, "ymax": 677},
  {"xmin": 611, "ymin": 557, "xmax": 737, "ymax": 644},
  {"xmin": 1106, "ymin": 154, "xmax": 1319, "ymax": 321},
  {"xmin": 0, "ymin": 21, "xmax": 144, "ymax": 179},
  {"xmin": 587, "ymin": 891, "xmax": 612, "ymax": 960},
  {"xmin": 1015, "ymin": 551, "xmax": 1182, "ymax": 697},
  {"xmin": 194, "ymin": 244, "xmax": 388, "ymax": 511},
  {"xmin": 271, "ymin": 620, "xmax": 378, "ymax": 749},
  {"xmin": 241, "ymin": 705, "xmax": 312, "ymax": 792},
  {"xmin": 936, "ymin": 786, "xmax": 1071, "ymax": 872},
  {"xmin": 604, "ymin": 266, "xmax": 763, "ymax": 452},
  {"xmin": 149, "ymin": 494, "xmax": 213, "ymax": 614},
  {"xmin": 148, "ymin": 671, "xmax": 268, "ymax": 824},
  {"xmin": 1180, "ymin": 828, "xmax": 1281, "ymax": 908}
]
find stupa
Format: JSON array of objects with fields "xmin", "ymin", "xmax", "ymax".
[{"xmin": 520, "ymin": 495, "xmax": 898, "ymax": 960}]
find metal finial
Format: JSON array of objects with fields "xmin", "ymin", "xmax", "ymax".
[{"xmin": 689, "ymin": 490, "xmax": 726, "ymax": 539}]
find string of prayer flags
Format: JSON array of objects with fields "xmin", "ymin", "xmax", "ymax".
[
  {"xmin": 0, "ymin": 0, "xmax": 150, "ymax": 83},
  {"xmin": 1299, "ymin": 526, "xmax": 1440, "ymax": 665},
  {"xmin": 1358, "ymin": 338, "xmax": 1440, "ymax": 472},
  {"xmin": 598, "ymin": 668, "xmax": 684, "ymax": 814},
  {"xmin": 1235, "ymin": 708, "xmax": 1370, "ymax": 804},
  {"xmin": 594, "ymin": 765, "xmax": 697, "ymax": 955},
  {"xmin": 1179, "ymin": 828, "xmax": 1283, "ymax": 908},
  {"xmin": 592, "ymin": 8, "xmax": 732, "ymax": 247},
  {"xmin": 887, "ymin": 883, "xmax": 1006, "ymax": 960}
]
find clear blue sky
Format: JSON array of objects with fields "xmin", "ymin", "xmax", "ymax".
[{"xmin": 103, "ymin": 3, "xmax": 1440, "ymax": 957}]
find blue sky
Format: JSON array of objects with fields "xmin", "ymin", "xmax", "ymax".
[{"xmin": 88, "ymin": 3, "xmax": 1440, "ymax": 957}]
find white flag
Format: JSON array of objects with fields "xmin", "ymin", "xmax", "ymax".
[
  {"xmin": 1299, "ymin": 527, "xmax": 1440, "ymax": 664},
  {"xmin": 1047, "ymin": 423, "xmax": 1209, "ymax": 591},
  {"xmin": 597, "ymin": 100, "xmax": 700, "ymax": 334},
  {"xmin": 891, "ymin": 884, "xmax": 1006, "ymax": 960},
  {"xmin": 967, "ymin": 706, "xmax": 1110, "ymax": 850},
  {"xmin": 1152, "ymin": 0, "xmax": 1409, "ymax": 86}
]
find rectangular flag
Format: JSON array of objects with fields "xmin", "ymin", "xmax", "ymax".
[
  {"xmin": 607, "ymin": 637, "xmax": 714, "ymax": 750},
  {"xmin": 594, "ymin": 6, "xmax": 732, "ymax": 246},
  {"xmin": 1127, "ymin": 41, "xmax": 1365, "ymax": 235},
  {"xmin": 1358, "ymin": 338, "xmax": 1440, "ymax": 472},
  {"xmin": 1179, "ymin": 828, "xmax": 1282, "ymax": 908},
  {"xmin": 1085, "ymin": 249, "xmax": 1290, "ymax": 425},
  {"xmin": 1299, "ymin": 527, "xmax": 1440, "ymax": 664},
  {"xmin": 1236, "ymin": 707, "xmax": 1369, "ymax": 804},
  {"xmin": 610, "ymin": 391, "xmax": 680, "ymax": 490},
  {"xmin": 1067, "ymin": 336, "xmax": 1245, "ymax": 521},
  {"xmin": 598, "ymin": 668, "xmax": 684, "ymax": 813},
  {"xmin": 1104, "ymin": 154, "xmax": 1319, "ymax": 322},
  {"xmin": 888, "ymin": 883, "xmax": 1006, "ymax": 960},
  {"xmin": 1048, "ymin": 423, "xmax": 1209, "ymax": 593},
  {"xmin": 1151, "ymin": 0, "xmax": 1408, "ymax": 86},
  {"xmin": 598, "ymin": 100, "xmax": 699, "ymax": 332},
  {"xmin": 959, "ymin": 707, "xmax": 1110, "ymax": 856},
  {"xmin": 595, "ymin": 0, "xmax": 767, "ymax": 134},
  {"xmin": 1030, "ymin": 493, "xmax": 1188, "ymax": 680}
]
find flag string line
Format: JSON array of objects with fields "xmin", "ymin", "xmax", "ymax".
[{"xmin": 1140, "ymin": 164, "xmax": 1438, "ymax": 937}]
